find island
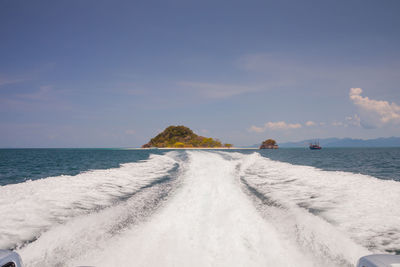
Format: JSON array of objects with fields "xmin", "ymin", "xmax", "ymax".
[
  {"xmin": 142, "ymin": 125, "xmax": 233, "ymax": 148},
  {"xmin": 259, "ymin": 139, "xmax": 279, "ymax": 149}
]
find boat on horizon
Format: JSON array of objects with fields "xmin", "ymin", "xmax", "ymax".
[{"xmin": 309, "ymin": 140, "xmax": 322, "ymax": 150}]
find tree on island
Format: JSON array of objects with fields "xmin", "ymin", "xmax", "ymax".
[
  {"xmin": 142, "ymin": 125, "xmax": 233, "ymax": 148},
  {"xmin": 260, "ymin": 139, "xmax": 278, "ymax": 149},
  {"xmin": 174, "ymin": 142, "xmax": 185, "ymax": 148}
]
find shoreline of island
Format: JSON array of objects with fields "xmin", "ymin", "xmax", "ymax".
[
  {"xmin": 137, "ymin": 125, "xmax": 281, "ymax": 150},
  {"xmin": 125, "ymin": 147, "xmax": 258, "ymax": 150}
]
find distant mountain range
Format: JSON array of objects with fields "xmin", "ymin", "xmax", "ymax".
[{"xmin": 277, "ymin": 137, "xmax": 400, "ymax": 148}]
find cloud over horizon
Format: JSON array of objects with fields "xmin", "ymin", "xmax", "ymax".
[
  {"xmin": 249, "ymin": 121, "xmax": 302, "ymax": 133},
  {"xmin": 305, "ymin": 121, "xmax": 316, "ymax": 126},
  {"xmin": 349, "ymin": 88, "xmax": 400, "ymax": 128}
]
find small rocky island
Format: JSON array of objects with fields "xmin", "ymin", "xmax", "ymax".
[
  {"xmin": 142, "ymin": 125, "xmax": 233, "ymax": 148},
  {"xmin": 259, "ymin": 139, "xmax": 279, "ymax": 149}
]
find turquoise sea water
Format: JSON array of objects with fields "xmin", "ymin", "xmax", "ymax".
[
  {"xmin": 1, "ymin": 148, "xmax": 398, "ymax": 185},
  {"xmin": 0, "ymin": 149, "xmax": 159, "ymax": 185},
  {"xmin": 258, "ymin": 147, "xmax": 400, "ymax": 181},
  {"xmin": 0, "ymin": 148, "xmax": 399, "ymax": 266}
]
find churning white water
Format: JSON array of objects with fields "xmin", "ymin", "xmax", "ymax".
[
  {"xmin": 0, "ymin": 153, "xmax": 178, "ymax": 249},
  {"xmin": 0, "ymin": 151, "xmax": 399, "ymax": 266}
]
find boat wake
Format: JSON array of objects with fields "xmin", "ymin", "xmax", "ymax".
[{"xmin": 0, "ymin": 151, "xmax": 399, "ymax": 266}]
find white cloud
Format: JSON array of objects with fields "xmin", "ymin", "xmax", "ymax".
[
  {"xmin": 329, "ymin": 115, "xmax": 361, "ymax": 128},
  {"xmin": 266, "ymin": 121, "xmax": 302, "ymax": 130},
  {"xmin": 248, "ymin": 125, "xmax": 265, "ymax": 133},
  {"xmin": 178, "ymin": 81, "xmax": 262, "ymax": 99},
  {"xmin": 249, "ymin": 121, "xmax": 302, "ymax": 133},
  {"xmin": 345, "ymin": 114, "xmax": 361, "ymax": 127},
  {"xmin": 331, "ymin": 121, "xmax": 344, "ymax": 127},
  {"xmin": 349, "ymin": 88, "xmax": 400, "ymax": 128},
  {"xmin": 305, "ymin": 121, "xmax": 316, "ymax": 126}
]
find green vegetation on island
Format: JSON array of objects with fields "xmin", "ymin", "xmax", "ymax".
[
  {"xmin": 259, "ymin": 139, "xmax": 278, "ymax": 149},
  {"xmin": 142, "ymin": 125, "xmax": 233, "ymax": 148}
]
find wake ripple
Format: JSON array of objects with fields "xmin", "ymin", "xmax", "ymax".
[
  {"xmin": 0, "ymin": 152, "xmax": 179, "ymax": 251},
  {"xmin": 2, "ymin": 150, "xmax": 399, "ymax": 266},
  {"xmin": 233, "ymin": 152, "xmax": 400, "ymax": 257}
]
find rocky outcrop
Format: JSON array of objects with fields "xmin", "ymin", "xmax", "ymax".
[
  {"xmin": 142, "ymin": 125, "xmax": 232, "ymax": 148},
  {"xmin": 259, "ymin": 139, "xmax": 278, "ymax": 149}
]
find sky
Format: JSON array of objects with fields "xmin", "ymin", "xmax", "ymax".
[{"xmin": 1, "ymin": 0, "xmax": 400, "ymax": 147}]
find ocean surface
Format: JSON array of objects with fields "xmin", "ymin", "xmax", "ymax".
[{"xmin": 0, "ymin": 148, "xmax": 399, "ymax": 266}]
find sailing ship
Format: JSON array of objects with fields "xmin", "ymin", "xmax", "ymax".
[{"xmin": 309, "ymin": 140, "xmax": 322, "ymax": 150}]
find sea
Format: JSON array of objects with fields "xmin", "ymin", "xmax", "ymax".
[{"xmin": 0, "ymin": 148, "xmax": 399, "ymax": 267}]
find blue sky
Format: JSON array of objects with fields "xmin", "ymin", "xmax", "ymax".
[{"xmin": 1, "ymin": 0, "xmax": 400, "ymax": 147}]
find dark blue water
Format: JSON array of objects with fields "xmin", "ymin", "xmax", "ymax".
[
  {"xmin": 258, "ymin": 147, "xmax": 400, "ymax": 182},
  {"xmin": 0, "ymin": 149, "xmax": 163, "ymax": 186},
  {"xmin": 0, "ymin": 148, "xmax": 399, "ymax": 186}
]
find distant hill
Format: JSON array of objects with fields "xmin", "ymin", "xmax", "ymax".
[
  {"xmin": 142, "ymin": 125, "xmax": 233, "ymax": 148},
  {"xmin": 279, "ymin": 137, "xmax": 400, "ymax": 148}
]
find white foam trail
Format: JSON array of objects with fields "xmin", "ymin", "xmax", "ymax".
[
  {"xmin": 0, "ymin": 153, "xmax": 178, "ymax": 249},
  {"xmin": 6, "ymin": 151, "xmax": 399, "ymax": 266},
  {"xmin": 72, "ymin": 151, "xmax": 316, "ymax": 267},
  {"xmin": 236, "ymin": 152, "xmax": 400, "ymax": 256}
]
